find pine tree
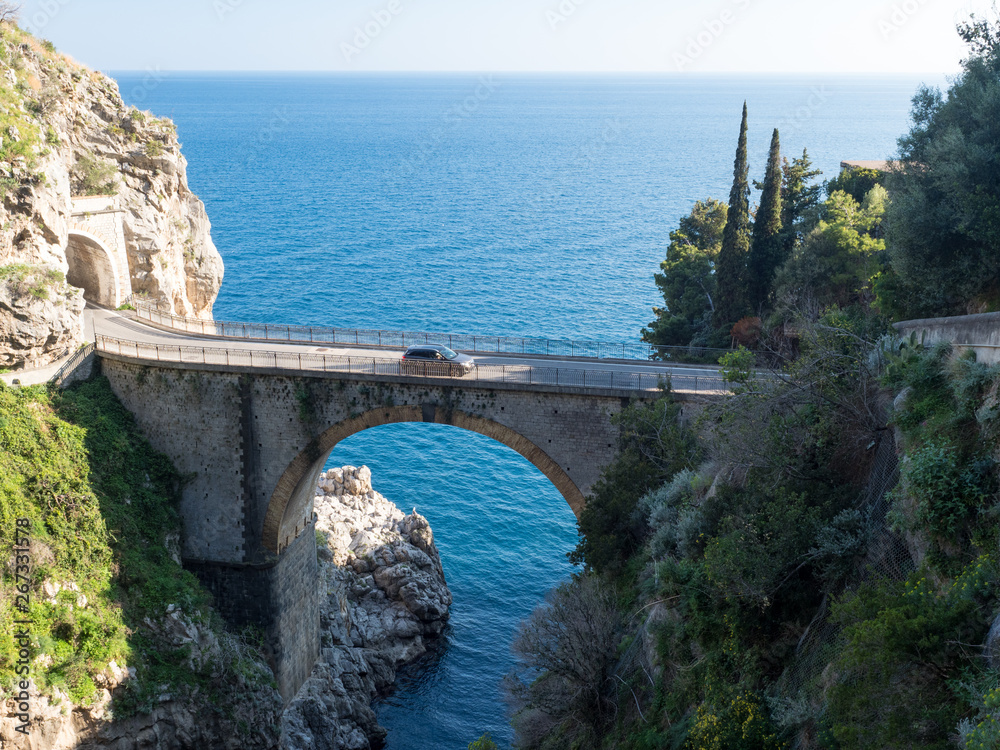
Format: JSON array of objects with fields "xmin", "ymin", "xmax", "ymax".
[
  {"xmin": 747, "ymin": 128, "xmax": 783, "ymax": 311},
  {"xmin": 714, "ymin": 102, "xmax": 751, "ymax": 329},
  {"xmin": 780, "ymin": 149, "xmax": 823, "ymax": 254}
]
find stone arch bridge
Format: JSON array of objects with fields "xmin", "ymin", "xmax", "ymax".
[{"xmin": 93, "ymin": 313, "xmax": 719, "ymax": 700}]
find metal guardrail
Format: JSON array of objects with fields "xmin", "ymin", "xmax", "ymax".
[
  {"xmin": 50, "ymin": 343, "xmax": 96, "ymax": 388},
  {"xmin": 95, "ymin": 336, "xmax": 729, "ymax": 394},
  {"xmin": 132, "ymin": 302, "xmax": 731, "ymax": 364}
]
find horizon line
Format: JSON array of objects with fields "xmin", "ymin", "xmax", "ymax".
[{"xmin": 103, "ymin": 69, "xmax": 953, "ymax": 77}]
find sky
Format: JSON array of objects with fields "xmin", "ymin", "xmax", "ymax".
[{"xmin": 15, "ymin": 0, "xmax": 996, "ymax": 73}]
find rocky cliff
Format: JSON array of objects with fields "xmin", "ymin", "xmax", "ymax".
[
  {"xmin": 282, "ymin": 466, "xmax": 453, "ymax": 750},
  {"xmin": 0, "ymin": 23, "xmax": 223, "ymax": 369}
]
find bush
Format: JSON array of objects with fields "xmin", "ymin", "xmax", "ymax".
[
  {"xmin": 687, "ymin": 692, "xmax": 786, "ymax": 750},
  {"xmin": 507, "ymin": 575, "xmax": 623, "ymax": 747},
  {"xmin": 571, "ymin": 390, "xmax": 701, "ymax": 573},
  {"xmin": 468, "ymin": 734, "xmax": 500, "ymax": 750},
  {"xmin": 891, "ymin": 439, "xmax": 996, "ymax": 539},
  {"xmin": 828, "ymin": 558, "xmax": 999, "ymax": 749},
  {"xmin": 72, "ymin": 154, "xmax": 117, "ymax": 196}
]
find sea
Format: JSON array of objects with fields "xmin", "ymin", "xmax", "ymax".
[{"xmin": 111, "ymin": 71, "xmax": 945, "ymax": 749}]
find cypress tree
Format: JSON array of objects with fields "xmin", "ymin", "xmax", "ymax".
[
  {"xmin": 714, "ymin": 102, "xmax": 751, "ymax": 329},
  {"xmin": 747, "ymin": 128, "xmax": 783, "ymax": 310}
]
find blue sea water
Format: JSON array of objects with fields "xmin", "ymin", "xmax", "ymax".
[{"xmin": 112, "ymin": 72, "xmax": 943, "ymax": 749}]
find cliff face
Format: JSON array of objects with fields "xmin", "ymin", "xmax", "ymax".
[{"xmin": 0, "ymin": 24, "xmax": 223, "ymax": 368}]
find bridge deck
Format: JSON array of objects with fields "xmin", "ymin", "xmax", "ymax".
[{"xmin": 91, "ymin": 309, "xmax": 729, "ymax": 397}]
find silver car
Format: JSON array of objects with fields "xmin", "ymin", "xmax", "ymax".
[{"xmin": 401, "ymin": 344, "xmax": 474, "ymax": 376}]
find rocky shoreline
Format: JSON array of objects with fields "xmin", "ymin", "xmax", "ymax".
[{"xmin": 281, "ymin": 466, "xmax": 453, "ymax": 749}]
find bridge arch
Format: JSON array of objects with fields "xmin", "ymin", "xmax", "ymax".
[
  {"xmin": 66, "ymin": 229, "xmax": 124, "ymax": 307},
  {"xmin": 261, "ymin": 405, "xmax": 586, "ymax": 555}
]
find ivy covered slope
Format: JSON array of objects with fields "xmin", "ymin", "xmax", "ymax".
[
  {"xmin": 0, "ymin": 376, "xmax": 280, "ymax": 747},
  {"xmin": 0, "ymin": 20, "xmax": 223, "ymax": 369}
]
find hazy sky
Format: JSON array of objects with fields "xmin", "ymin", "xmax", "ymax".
[{"xmin": 17, "ymin": 0, "xmax": 994, "ymax": 73}]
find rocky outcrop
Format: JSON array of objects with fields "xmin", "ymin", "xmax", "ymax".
[
  {"xmin": 0, "ymin": 27, "xmax": 223, "ymax": 368},
  {"xmin": 0, "ymin": 271, "xmax": 84, "ymax": 368},
  {"xmin": 282, "ymin": 466, "xmax": 453, "ymax": 750},
  {"xmin": 0, "ymin": 608, "xmax": 281, "ymax": 749}
]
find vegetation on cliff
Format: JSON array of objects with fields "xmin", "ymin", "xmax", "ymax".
[
  {"xmin": 0, "ymin": 376, "xmax": 277, "ymax": 738},
  {"xmin": 509, "ymin": 10, "xmax": 1000, "ymax": 750}
]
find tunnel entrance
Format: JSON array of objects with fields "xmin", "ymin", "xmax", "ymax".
[{"xmin": 66, "ymin": 231, "xmax": 121, "ymax": 307}]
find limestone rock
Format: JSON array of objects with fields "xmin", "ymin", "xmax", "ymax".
[
  {"xmin": 0, "ymin": 614, "xmax": 280, "ymax": 750},
  {"xmin": 0, "ymin": 279, "xmax": 85, "ymax": 369},
  {"xmin": 282, "ymin": 465, "xmax": 453, "ymax": 750},
  {"xmin": 0, "ymin": 31, "xmax": 223, "ymax": 370}
]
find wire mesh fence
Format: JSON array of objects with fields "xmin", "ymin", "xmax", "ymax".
[
  {"xmin": 770, "ymin": 426, "xmax": 908, "ymax": 747},
  {"xmin": 95, "ymin": 336, "xmax": 730, "ymax": 394}
]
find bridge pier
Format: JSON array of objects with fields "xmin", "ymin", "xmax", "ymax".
[{"xmin": 184, "ymin": 529, "xmax": 320, "ymax": 702}]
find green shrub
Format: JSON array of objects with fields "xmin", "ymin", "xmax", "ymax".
[
  {"xmin": 828, "ymin": 558, "xmax": 999, "ymax": 749},
  {"xmin": 718, "ymin": 345, "xmax": 755, "ymax": 390},
  {"xmin": 468, "ymin": 734, "xmax": 500, "ymax": 750},
  {"xmin": 72, "ymin": 154, "xmax": 117, "ymax": 196},
  {"xmin": 687, "ymin": 692, "xmax": 786, "ymax": 750},
  {"xmin": 891, "ymin": 439, "xmax": 996, "ymax": 538}
]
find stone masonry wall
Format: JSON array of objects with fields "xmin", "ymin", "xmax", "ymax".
[
  {"xmin": 896, "ymin": 312, "xmax": 1000, "ymax": 365},
  {"xmin": 102, "ymin": 359, "xmax": 246, "ymax": 563}
]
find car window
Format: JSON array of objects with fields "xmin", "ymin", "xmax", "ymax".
[{"xmin": 439, "ymin": 347, "xmax": 458, "ymax": 360}]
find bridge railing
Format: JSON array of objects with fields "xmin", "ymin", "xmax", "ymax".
[
  {"xmin": 132, "ymin": 302, "xmax": 731, "ymax": 364},
  {"xmin": 49, "ymin": 343, "xmax": 96, "ymax": 388},
  {"xmin": 95, "ymin": 336, "xmax": 729, "ymax": 394}
]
